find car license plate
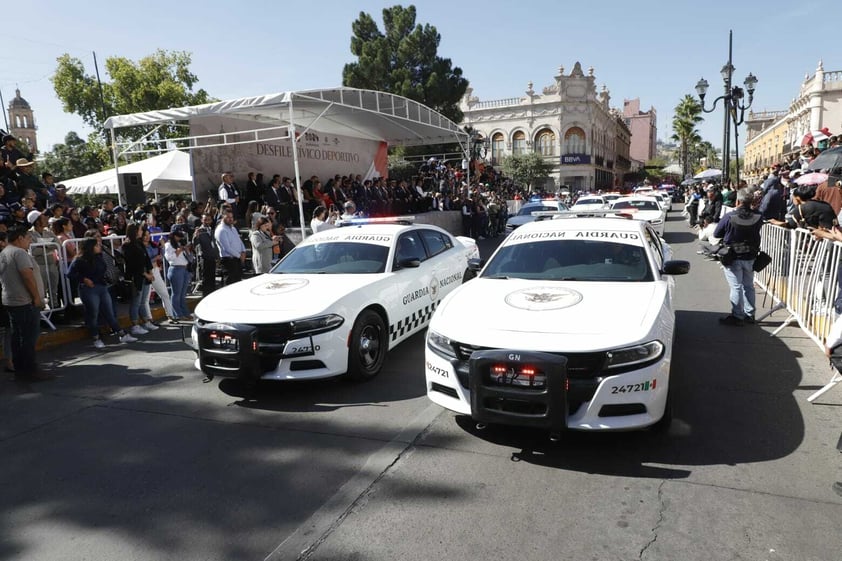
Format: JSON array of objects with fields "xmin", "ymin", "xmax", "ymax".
[{"xmin": 209, "ymin": 332, "xmax": 238, "ymax": 351}]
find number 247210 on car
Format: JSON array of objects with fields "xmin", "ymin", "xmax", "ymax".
[
  {"xmin": 189, "ymin": 221, "xmax": 479, "ymax": 384},
  {"xmin": 424, "ymin": 215, "xmax": 690, "ymax": 432}
]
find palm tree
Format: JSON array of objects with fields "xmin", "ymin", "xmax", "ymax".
[
  {"xmin": 691, "ymin": 140, "xmax": 720, "ymax": 170},
  {"xmin": 671, "ymin": 95, "xmax": 703, "ymax": 178}
]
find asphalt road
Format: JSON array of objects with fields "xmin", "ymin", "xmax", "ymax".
[{"xmin": 2, "ymin": 208, "xmax": 841, "ymax": 561}]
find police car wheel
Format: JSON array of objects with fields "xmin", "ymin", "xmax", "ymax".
[{"xmin": 346, "ymin": 310, "xmax": 387, "ymax": 382}]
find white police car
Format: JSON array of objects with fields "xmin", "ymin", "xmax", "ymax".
[
  {"xmin": 191, "ymin": 219, "xmax": 479, "ymax": 383},
  {"xmin": 424, "ymin": 214, "xmax": 689, "ymax": 432}
]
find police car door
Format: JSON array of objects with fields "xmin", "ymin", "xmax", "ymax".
[
  {"xmin": 390, "ymin": 231, "xmax": 436, "ymax": 346},
  {"xmin": 418, "ymin": 228, "xmax": 465, "ymax": 305}
]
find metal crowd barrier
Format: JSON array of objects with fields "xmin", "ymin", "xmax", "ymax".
[
  {"xmin": 28, "ymin": 241, "xmax": 65, "ymax": 331},
  {"xmin": 57, "ymin": 233, "xmax": 175, "ymax": 322},
  {"xmin": 755, "ymin": 223, "xmax": 841, "ymax": 401}
]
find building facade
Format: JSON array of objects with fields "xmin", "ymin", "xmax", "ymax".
[
  {"xmin": 744, "ymin": 61, "xmax": 842, "ymax": 184},
  {"xmin": 622, "ymin": 98, "xmax": 657, "ymax": 165},
  {"xmin": 7, "ymin": 88, "xmax": 38, "ymax": 154},
  {"xmin": 461, "ymin": 63, "xmax": 633, "ymax": 192}
]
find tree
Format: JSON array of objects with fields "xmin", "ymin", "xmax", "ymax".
[
  {"xmin": 501, "ymin": 153, "xmax": 554, "ymax": 191},
  {"xmin": 691, "ymin": 140, "xmax": 720, "ymax": 170},
  {"xmin": 671, "ymin": 95, "xmax": 703, "ymax": 178},
  {"xmin": 39, "ymin": 131, "xmax": 110, "ymax": 181},
  {"xmin": 52, "ymin": 50, "xmax": 213, "ymax": 140},
  {"xmin": 343, "ymin": 5, "xmax": 469, "ymax": 124}
]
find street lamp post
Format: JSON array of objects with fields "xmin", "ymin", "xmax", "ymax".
[{"xmin": 694, "ymin": 30, "xmax": 757, "ymax": 188}]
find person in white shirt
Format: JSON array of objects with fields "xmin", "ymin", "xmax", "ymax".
[
  {"xmin": 217, "ymin": 172, "xmax": 240, "ymax": 217},
  {"xmin": 164, "ymin": 229, "xmax": 192, "ymax": 320},
  {"xmin": 340, "ymin": 200, "xmax": 358, "ymax": 222},
  {"xmin": 310, "ymin": 206, "xmax": 338, "ymax": 233},
  {"xmin": 214, "ymin": 208, "xmax": 246, "ymax": 284}
]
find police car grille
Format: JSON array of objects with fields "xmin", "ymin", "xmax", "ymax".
[
  {"xmin": 254, "ymin": 323, "xmax": 294, "ymax": 347},
  {"xmin": 452, "ymin": 342, "xmax": 606, "ymax": 379}
]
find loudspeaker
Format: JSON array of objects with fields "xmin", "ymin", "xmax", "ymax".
[{"xmin": 119, "ymin": 173, "xmax": 145, "ymax": 206}]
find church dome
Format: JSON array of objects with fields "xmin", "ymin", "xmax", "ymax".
[{"xmin": 9, "ymin": 89, "xmax": 30, "ymax": 109}]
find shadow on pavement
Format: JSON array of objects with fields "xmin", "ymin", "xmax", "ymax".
[{"xmin": 448, "ymin": 310, "xmax": 805, "ymax": 479}]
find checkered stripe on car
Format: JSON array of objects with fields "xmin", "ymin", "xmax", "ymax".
[{"xmin": 390, "ymin": 301, "xmax": 439, "ymax": 341}]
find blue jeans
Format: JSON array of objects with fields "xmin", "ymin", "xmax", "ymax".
[
  {"xmin": 128, "ymin": 281, "xmax": 142, "ymax": 323},
  {"xmin": 79, "ymin": 284, "xmax": 121, "ymax": 338},
  {"xmin": 7, "ymin": 304, "xmax": 40, "ymax": 374},
  {"xmin": 167, "ymin": 266, "xmax": 190, "ymax": 318},
  {"xmin": 722, "ymin": 258, "xmax": 756, "ymax": 319}
]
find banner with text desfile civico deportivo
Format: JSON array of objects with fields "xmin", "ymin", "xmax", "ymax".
[{"xmin": 189, "ymin": 115, "xmax": 388, "ymax": 200}]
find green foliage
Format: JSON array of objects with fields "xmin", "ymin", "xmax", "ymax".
[
  {"xmin": 51, "ymin": 50, "xmax": 213, "ymax": 140},
  {"xmin": 501, "ymin": 153, "xmax": 554, "ymax": 190},
  {"xmin": 342, "ymin": 5, "xmax": 469, "ymax": 124},
  {"xmin": 671, "ymin": 95, "xmax": 703, "ymax": 178},
  {"xmin": 39, "ymin": 131, "xmax": 110, "ymax": 181}
]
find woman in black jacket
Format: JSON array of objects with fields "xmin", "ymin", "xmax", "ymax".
[
  {"xmin": 123, "ymin": 223, "xmax": 158, "ymax": 334},
  {"xmin": 66, "ymin": 237, "xmax": 138, "ymax": 349}
]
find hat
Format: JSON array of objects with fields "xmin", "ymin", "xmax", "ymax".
[
  {"xmin": 2, "ymin": 135, "xmax": 14, "ymax": 144},
  {"xmin": 790, "ymin": 169, "xmax": 804, "ymax": 178},
  {"xmin": 15, "ymin": 158, "xmax": 35, "ymax": 167},
  {"xmin": 55, "ymin": 184, "xmax": 67, "ymax": 191},
  {"xmin": 705, "ymin": 185, "xmax": 717, "ymax": 193},
  {"xmin": 9, "ymin": 202, "xmax": 22, "ymax": 212},
  {"xmin": 113, "ymin": 206, "xmax": 126, "ymax": 213},
  {"xmin": 344, "ymin": 201, "xmax": 356, "ymax": 209},
  {"xmin": 26, "ymin": 210, "xmax": 41, "ymax": 225}
]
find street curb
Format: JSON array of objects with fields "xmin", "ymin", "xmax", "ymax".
[{"xmin": 34, "ymin": 297, "xmax": 200, "ymax": 353}]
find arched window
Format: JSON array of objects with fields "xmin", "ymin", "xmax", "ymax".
[
  {"xmin": 535, "ymin": 129, "xmax": 556, "ymax": 156},
  {"xmin": 22, "ymin": 116, "xmax": 28, "ymax": 128},
  {"xmin": 491, "ymin": 133, "xmax": 505, "ymax": 165},
  {"xmin": 512, "ymin": 131, "xmax": 526, "ymax": 156},
  {"xmin": 14, "ymin": 115, "xmax": 21, "ymax": 128},
  {"xmin": 564, "ymin": 127, "xmax": 586, "ymax": 154}
]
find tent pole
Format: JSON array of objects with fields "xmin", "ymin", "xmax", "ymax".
[
  {"xmin": 289, "ymin": 95, "xmax": 307, "ymax": 240},
  {"xmin": 110, "ymin": 127, "xmax": 123, "ymax": 206}
]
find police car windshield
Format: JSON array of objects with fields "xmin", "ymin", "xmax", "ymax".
[
  {"xmin": 517, "ymin": 204, "xmax": 553, "ymax": 216},
  {"xmin": 271, "ymin": 242, "xmax": 388, "ymax": 274},
  {"xmin": 481, "ymin": 240, "xmax": 653, "ymax": 282}
]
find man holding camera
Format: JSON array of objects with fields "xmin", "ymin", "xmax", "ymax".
[{"xmin": 193, "ymin": 213, "xmax": 219, "ymax": 295}]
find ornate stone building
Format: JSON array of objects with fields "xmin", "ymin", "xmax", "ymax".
[
  {"xmin": 7, "ymin": 88, "xmax": 38, "ymax": 154},
  {"xmin": 744, "ymin": 61, "xmax": 842, "ymax": 183},
  {"xmin": 460, "ymin": 63, "xmax": 632, "ymax": 192}
]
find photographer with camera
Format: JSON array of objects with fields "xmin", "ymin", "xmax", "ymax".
[
  {"xmin": 311, "ymin": 205, "xmax": 338, "ymax": 233},
  {"xmin": 193, "ymin": 213, "xmax": 219, "ymax": 295},
  {"xmin": 164, "ymin": 229, "xmax": 193, "ymax": 321}
]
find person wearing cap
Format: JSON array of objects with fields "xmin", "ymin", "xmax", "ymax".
[
  {"xmin": 8, "ymin": 202, "xmax": 27, "ymax": 228},
  {"xmin": 14, "ymin": 159, "xmax": 40, "ymax": 197},
  {"xmin": 28, "ymin": 210, "xmax": 61, "ymax": 311},
  {"xmin": 1, "ymin": 135, "xmax": 31, "ymax": 181},
  {"xmin": 49, "ymin": 184, "xmax": 76, "ymax": 213},
  {"xmin": 769, "ymin": 185, "xmax": 837, "ymax": 230}
]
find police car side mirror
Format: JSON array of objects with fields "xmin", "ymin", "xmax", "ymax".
[
  {"xmin": 662, "ymin": 260, "xmax": 690, "ymax": 275},
  {"xmin": 467, "ymin": 258, "xmax": 484, "ymax": 272},
  {"xmin": 396, "ymin": 258, "xmax": 421, "ymax": 269}
]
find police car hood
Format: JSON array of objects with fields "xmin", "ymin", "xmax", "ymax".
[
  {"xmin": 435, "ymin": 278, "xmax": 663, "ymax": 350},
  {"xmin": 195, "ymin": 273, "xmax": 375, "ymax": 323}
]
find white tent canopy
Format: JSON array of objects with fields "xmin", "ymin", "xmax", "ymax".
[
  {"xmin": 103, "ymin": 87, "xmax": 469, "ymax": 237},
  {"xmin": 104, "ymin": 88, "xmax": 468, "ymax": 154},
  {"xmin": 63, "ymin": 150, "xmax": 192, "ymax": 195}
]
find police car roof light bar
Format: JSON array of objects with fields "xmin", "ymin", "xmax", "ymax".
[
  {"xmin": 532, "ymin": 210, "xmax": 632, "ymax": 221},
  {"xmin": 339, "ymin": 216, "xmax": 417, "ymax": 227}
]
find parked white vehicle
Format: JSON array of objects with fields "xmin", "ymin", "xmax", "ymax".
[
  {"xmin": 610, "ymin": 196, "xmax": 667, "ymax": 236},
  {"xmin": 424, "ymin": 215, "xmax": 689, "ymax": 432},
  {"xmin": 571, "ymin": 196, "xmax": 608, "ymax": 212},
  {"xmin": 190, "ymin": 220, "xmax": 479, "ymax": 383}
]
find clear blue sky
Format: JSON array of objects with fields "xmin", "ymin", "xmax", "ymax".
[{"xmin": 5, "ymin": 0, "xmax": 840, "ymax": 155}]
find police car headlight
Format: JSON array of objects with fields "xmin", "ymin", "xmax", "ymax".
[
  {"xmin": 427, "ymin": 330, "xmax": 457, "ymax": 360},
  {"xmin": 291, "ymin": 314, "xmax": 344, "ymax": 336},
  {"xmin": 190, "ymin": 325, "xmax": 199, "ymax": 350},
  {"xmin": 605, "ymin": 341, "xmax": 664, "ymax": 370}
]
